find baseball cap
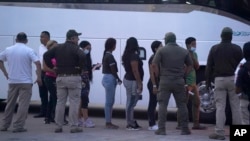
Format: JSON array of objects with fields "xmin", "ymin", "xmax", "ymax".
[{"xmin": 66, "ymin": 29, "xmax": 82, "ymax": 39}]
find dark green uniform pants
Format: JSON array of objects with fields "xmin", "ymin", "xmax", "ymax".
[{"xmin": 157, "ymin": 78, "xmax": 189, "ymax": 131}]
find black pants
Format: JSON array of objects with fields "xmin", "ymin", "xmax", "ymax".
[
  {"xmin": 44, "ymin": 75, "xmax": 57, "ymax": 121},
  {"xmin": 147, "ymin": 80, "xmax": 157, "ymax": 126},
  {"xmin": 38, "ymin": 71, "xmax": 48, "ymax": 115}
]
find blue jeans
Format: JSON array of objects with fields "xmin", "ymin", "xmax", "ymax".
[
  {"xmin": 102, "ymin": 74, "xmax": 117, "ymax": 123},
  {"xmin": 123, "ymin": 78, "xmax": 140, "ymax": 126},
  {"xmin": 147, "ymin": 79, "xmax": 157, "ymax": 126}
]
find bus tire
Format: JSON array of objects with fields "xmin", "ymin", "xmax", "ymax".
[{"xmin": 193, "ymin": 67, "xmax": 216, "ymax": 123}]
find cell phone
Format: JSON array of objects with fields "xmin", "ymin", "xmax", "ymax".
[{"xmin": 92, "ymin": 64, "xmax": 101, "ymax": 70}]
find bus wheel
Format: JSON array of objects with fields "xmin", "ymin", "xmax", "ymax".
[{"xmin": 198, "ymin": 81, "xmax": 216, "ymax": 123}]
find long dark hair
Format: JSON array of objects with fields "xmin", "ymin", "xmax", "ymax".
[
  {"xmin": 122, "ymin": 37, "xmax": 139, "ymax": 66},
  {"xmin": 102, "ymin": 38, "xmax": 116, "ymax": 63},
  {"xmin": 243, "ymin": 41, "xmax": 250, "ymax": 61},
  {"xmin": 79, "ymin": 40, "xmax": 93, "ymax": 81}
]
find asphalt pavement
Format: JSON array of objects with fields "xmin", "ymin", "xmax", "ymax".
[{"xmin": 0, "ymin": 102, "xmax": 230, "ymax": 141}]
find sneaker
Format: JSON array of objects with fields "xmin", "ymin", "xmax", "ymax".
[
  {"xmin": 155, "ymin": 129, "xmax": 166, "ymax": 135},
  {"xmin": 148, "ymin": 125, "xmax": 158, "ymax": 131},
  {"xmin": 50, "ymin": 119, "xmax": 55, "ymax": 123},
  {"xmin": 12, "ymin": 128, "xmax": 27, "ymax": 133},
  {"xmin": 209, "ymin": 133, "xmax": 226, "ymax": 140},
  {"xmin": 106, "ymin": 123, "xmax": 119, "ymax": 129},
  {"xmin": 84, "ymin": 118, "xmax": 95, "ymax": 128},
  {"xmin": 0, "ymin": 127, "xmax": 8, "ymax": 131},
  {"xmin": 126, "ymin": 124, "xmax": 140, "ymax": 131},
  {"xmin": 54, "ymin": 128, "xmax": 63, "ymax": 133},
  {"xmin": 44, "ymin": 118, "xmax": 50, "ymax": 124},
  {"xmin": 134, "ymin": 121, "xmax": 142, "ymax": 129},
  {"xmin": 192, "ymin": 124, "xmax": 207, "ymax": 130},
  {"xmin": 70, "ymin": 127, "xmax": 83, "ymax": 133},
  {"xmin": 63, "ymin": 119, "xmax": 68, "ymax": 125},
  {"xmin": 181, "ymin": 129, "xmax": 191, "ymax": 135},
  {"xmin": 78, "ymin": 119, "xmax": 84, "ymax": 127}
]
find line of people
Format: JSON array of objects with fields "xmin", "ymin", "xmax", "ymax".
[{"xmin": 0, "ymin": 27, "xmax": 249, "ymax": 141}]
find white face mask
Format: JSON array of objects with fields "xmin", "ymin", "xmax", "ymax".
[
  {"xmin": 83, "ymin": 49, "xmax": 90, "ymax": 54},
  {"xmin": 190, "ymin": 47, "xmax": 196, "ymax": 52}
]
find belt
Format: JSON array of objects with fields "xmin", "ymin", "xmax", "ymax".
[{"xmin": 57, "ymin": 74, "xmax": 80, "ymax": 77}]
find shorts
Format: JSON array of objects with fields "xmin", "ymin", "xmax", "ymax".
[{"xmin": 80, "ymin": 73, "xmax": 90, "ymax": 108}]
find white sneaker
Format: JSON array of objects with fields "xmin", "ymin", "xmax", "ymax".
[
  {"xmin": 148, "ymin": 125, "xmax": 158, "ymax": 131},
  {"xmin": 78, "ymin": 119, "xmax": 84, "ymax": 127},
  {"xmin": 84, "ymin": 118, "xmax": 95, "ymax": 128}
]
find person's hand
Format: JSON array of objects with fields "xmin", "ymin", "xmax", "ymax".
[
  {"xmin": 35, "ymin": 78, "xmax": 42, "ymax": 86},
  {"xmin": 92, "ymin": 63, "xmax": 102, "ymax": 71},
  {"xmin": 117, "ymin": 79, "xmax": 122, "ymax": 85},
  {"xmin": 235, "ymin": 86, "xmax": 242, "ymax": 94},
  {"xmin": 53, "ymin": 67, "xmax": 57, "ymax": 73},
  {"xmin": 153, "ymin": 87, "xmax": 158, "ymax": 94},
  {"xmin": 137, "ymin": 82, "xmax": 143, "ymax": 93},
  {"xmin": 4, "ymin": 72, "xmax": 8, "ymax": 80}
]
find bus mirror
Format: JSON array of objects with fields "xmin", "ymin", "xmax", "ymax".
[{"xmin": 138, "ymin": 47, "xmax": 146, "ymax": 60}]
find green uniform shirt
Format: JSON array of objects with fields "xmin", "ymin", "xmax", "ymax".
[
  {"xmin": 152, "ymin": 43, "xmax": 193, "ymax": 80},
  {"xmin": 186, "ymin": 52, "xmax": 198, "ymax": 85}
]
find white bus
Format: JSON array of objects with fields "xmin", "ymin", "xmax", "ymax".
[{"xmin": 0, "ymin": 0, "xmax": 249, "ymax": 121}]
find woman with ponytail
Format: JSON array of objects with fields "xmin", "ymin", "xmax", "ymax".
[{"xmin": 102, "ymin": 38, "xmax": 122, "ymax": 129}]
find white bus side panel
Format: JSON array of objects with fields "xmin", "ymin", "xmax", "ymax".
[{"xmin": 0, "ymin": 5, "xmax": 249, "ymax": 109}]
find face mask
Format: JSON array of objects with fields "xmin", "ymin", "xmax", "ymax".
[
  {"xmin": 190, "ymin": 47, "xmax": 196, "ymax": 52},
  {"xmin": 83, "ymin": 49, "xmax": 90, "ymax": 54}
]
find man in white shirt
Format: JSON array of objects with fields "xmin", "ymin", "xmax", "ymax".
[
  {"xmin": 34, "ymin": 31, "xmax": 50, "ymax": 118},
  {"xmin": 0, "ymin": 32, "xmax": 42, "ymax": 132}
]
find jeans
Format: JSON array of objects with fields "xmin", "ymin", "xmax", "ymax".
[
  {"xmin": 102, "ymin": 74, "xmax": 117, "ymax": 123},
  {"xmin": 44, "ymin": 75, "xmax": 57, "ymax": 121},
  {"xmin": 123, "ymin": 78, "xmax": 140, "ymax": 126},
  {"xmin": 38, "ymin": 71, "xmax": 48, "ymax": 115},
  {"xmin": 147, "ymin": 80, "xmax": 157, "ymax": 126}
]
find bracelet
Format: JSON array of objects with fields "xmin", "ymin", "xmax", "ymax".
[{"xmin": 153, "ymin": 85, "xmax": 157, "ymax": 88}]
